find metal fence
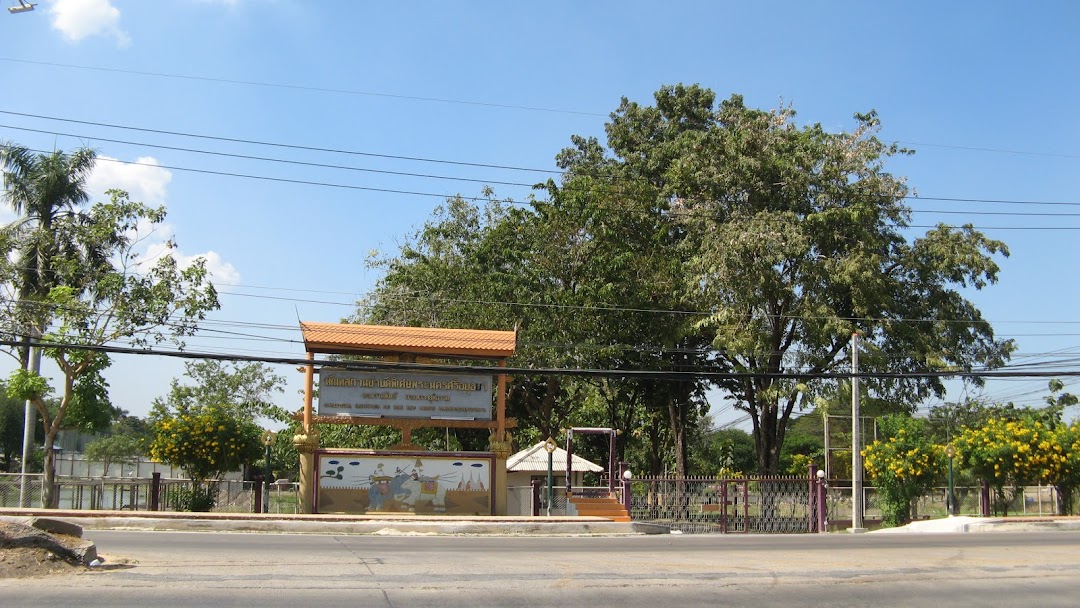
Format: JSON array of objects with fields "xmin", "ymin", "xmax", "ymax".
[
  {"xmin": 826, "ymin": 483, "xmax": 1065, "ymax": 524},
  {"xmin": 629, "ymin": 476, "xmax": 817, "ymax": 534},
  {"xmin": 0, "ymin": 474, "xmax": 300, "ymax": 514}
]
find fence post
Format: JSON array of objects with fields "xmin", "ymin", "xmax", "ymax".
[
  {"xmin": 720, "ymin": 480, "xmax": 728, "ymax": 534},
  {"xmin": 622, "ymin": 475, "xmax": 632, "ymax": 514},
  {"xmin": 531, "ymin": 479, "xmax": 542, "ymax": 516},
  {"xmin": 150, "ymin": 472, "xmax": 161, "ymax": 511},
  {"xmin": 254, "ymin": 475, "xmax": 264, "ymax": 514}
]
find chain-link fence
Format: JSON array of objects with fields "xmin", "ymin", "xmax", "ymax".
[{"xmin": 0, "ymin": 474, "xmax": 43, "ymax": 508}]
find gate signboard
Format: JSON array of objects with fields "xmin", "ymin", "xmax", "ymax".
[{"xmin": 318, "ymin": 369, "xmax": 494, "ymax": 420}]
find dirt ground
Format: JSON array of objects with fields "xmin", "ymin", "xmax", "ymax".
[{"xmin": 0, "ymin": 522, "xmax": 89, "ymax": 578}]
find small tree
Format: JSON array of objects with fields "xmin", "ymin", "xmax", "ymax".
[
  {"xmin": 84, "ymin": 434, "xmax": 143, "ymax": 478},
  {"xmin": 147, "ymin": 361, "xmax": 284, "ymax": 510},
  {"xmin": 862, "ymin": 416, "xmax": 944, "ymax": 526},
  {"xmin": 148, "ymin": 404, "xmax": 262, "ymax": 502}
]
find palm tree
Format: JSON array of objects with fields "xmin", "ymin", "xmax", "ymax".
[
  {"xmin": 1, "ymin": 142, "xmax": 98, "ymax": 507},
  {"xmin": 1, "ymin": 143, "xmax": 99, "ymax": 365}
]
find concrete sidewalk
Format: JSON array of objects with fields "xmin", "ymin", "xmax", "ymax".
[
  {"xmin": 0, "ymin": 508, "xmax": 668, "ymax": 536},
  {"xmin": 871, "ymin": 515, "xmax": 1080, "ymax": 534}
]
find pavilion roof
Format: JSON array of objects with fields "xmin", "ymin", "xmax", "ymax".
[{"xmin": 300, "ymin": 322, "xmax": 517, "ymax": 359}]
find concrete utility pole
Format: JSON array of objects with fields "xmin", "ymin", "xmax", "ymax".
[
  {"xmin": 18, "ymin": 340, "xmax": 41, "ymax": 507},
  {"xmin": 850, "ymin": 332, "xmax": 865, "ymax": 532}
]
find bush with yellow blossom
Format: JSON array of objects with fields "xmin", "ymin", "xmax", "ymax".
[
  {"xmin": 953, "ymin": 416, "xmax": 1055, "ymax": 516},
  {"xmin": 1050, "ymin": 422, "xmax": 1080, "ymax": 515},
  {"xmin": 148, "ymin": 404, "xmax": 262, "ymax": 507},
  {"xmin": 862, "ymin": 416, "xmax": 944, "ymax": 526}
]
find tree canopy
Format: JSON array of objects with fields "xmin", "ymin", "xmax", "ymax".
[{"xmin": 354, "ymin": 85, "xmax": 1014, "ymax": 474}]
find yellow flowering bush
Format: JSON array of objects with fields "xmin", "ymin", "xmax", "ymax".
[
  {"xmin": 149, "ymin": 404, "xmax": 262, "ymax": 490},
  {"xmin": 953, "ymin": 417, "xmax": 1055, "ymax": 516},
  {"xmin": 1051, "ymin": 422, "xmax": 1080, "ymax": 514},
  {"xmin": 862, "ymin": 416, "xmax": 944, "ymax": 526}
]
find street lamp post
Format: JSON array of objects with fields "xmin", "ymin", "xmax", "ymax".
[
  {"xmin": 945, "ymin": 444, "xmax": 956, "ymax": 516},
  {"xmin": 8, "ymin": 1, "xmax": 36, "ymax": 14},
  {"xmin": 544, "ymin": 437, "xmax": 557, "ymax": 517},
  {"xmin": 262, "ymin": 431, "xmax": 276, "ymax": 514},
  {"xmin": 816, "ymin": 468, "xmax": 828, "ymax": 533}
]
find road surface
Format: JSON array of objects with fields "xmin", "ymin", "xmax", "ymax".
[{"xmin": 2, "ymin": 530, "xmax": 1078, "ymax": 606}]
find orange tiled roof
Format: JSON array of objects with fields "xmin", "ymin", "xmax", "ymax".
[{"xmin": 300, "ymin": 322, "xmax": 516, "ymax": 359}]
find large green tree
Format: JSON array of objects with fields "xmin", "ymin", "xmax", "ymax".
[
  {"xmin": 556, "ymin": 84, "xmax": 1013, "ymax": 473},
  {"xmin": 4, "ymin": 190, "xmax": 220, "ymax": 507}
]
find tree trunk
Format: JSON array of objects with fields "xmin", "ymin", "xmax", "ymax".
[
  {"xmin": 1056, "ymin": 484, "xmax": 1074, "ymax": 516},
  {"xmin": 41, "ymin": 428, "xmax": 58, "ymax": 508},
  {"xmin": 755, "ymin": 403, "xmax": 782, "ymax": 475}
]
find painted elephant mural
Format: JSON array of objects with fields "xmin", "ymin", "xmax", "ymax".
[
  {"xmin": 397, "ymin": 473, "xmax": 450, "ymax": 512},
  {"xmin": 316, "ymin": 452, "xmax": 493, "ymax": 515}
]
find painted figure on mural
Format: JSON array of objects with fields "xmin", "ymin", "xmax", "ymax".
[{"xmin": 367, "ymin": 463, "xmax": 393, "ymax": 511}]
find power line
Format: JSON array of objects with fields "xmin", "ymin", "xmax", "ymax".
[
  {"xmin": 3, "ymin": 58, "xmax": 1077, "ymax": 163},
  {"xmin": 0, "ymin": 59, "xmax": 606, "ymax": 118},
  {"xmin": 27, "ymin": 153, "xmax": 1080, "ymax": 230},
  {"xmin": 6, "ymin": 113, "xmax": 1080, "ymax": 211},
  {"xmin": 0, "ymin": 123, "xmax": 543, "ymax": 189},
  {"xmin": 896, "ymin": 141, "xmax": 1080, "ymax": 161},
  {"xmin": 0, "ymin": 110, "xmax": 562, "ymax": 174},
  {"xmin": 4, "ymin": 337, "xmax": 1080, "ymax": 382},
  {"xmin": 6, "ymin": 116, "xmax": 1080, "ymax": 222}
]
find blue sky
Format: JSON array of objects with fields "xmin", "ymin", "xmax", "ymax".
[{"xmin": 1, "ymin": 0, "xmax": 1078, "ymax": 428}]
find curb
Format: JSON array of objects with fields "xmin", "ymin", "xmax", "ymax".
[{"xmin": 1, "ymin": 509, "xmax": 669, "ymax": 537}]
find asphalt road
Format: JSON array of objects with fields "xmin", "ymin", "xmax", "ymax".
[{"xmin": 3, "ymin": 530, "xmax": 1079, "ymax": 607}]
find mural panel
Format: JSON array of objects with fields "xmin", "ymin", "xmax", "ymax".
[{"xmin": 316, "ymin": 450, "xmax": 494, "ymax": 515}]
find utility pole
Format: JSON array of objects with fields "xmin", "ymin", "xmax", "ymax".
[
  {"xmin": 7, "ymin": 0, "xmax": 38, "ymax": 512},
  {"xmin": 18, "ymin": 337, "xmax": 40, "ymax": 507},
  {"xmin": 850, "ymin": 332, "xmax": 865, "ymax": 532}
]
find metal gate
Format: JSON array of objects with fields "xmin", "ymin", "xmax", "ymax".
[{"xmin": 629, "ymin": 476, "xmax": 819, "ymax": 534}]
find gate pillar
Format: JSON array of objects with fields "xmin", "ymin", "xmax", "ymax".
[
  {"xmin": 293, "ymin": 429, "xmax": 320, "ymax": 514},
  {"xmin": 490, "ymin": 431, "xmax": 513, "ymax": 515}
]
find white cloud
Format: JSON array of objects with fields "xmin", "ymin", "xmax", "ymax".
[
  {"xmin": 85, "ymin": 154, "xmax": 240, "ymax": 284},
  {"xmin": 87, "ymin": 155, "xmax": 171, "ymax": 206},
  {"xmin": 48, "ymin": 0, "xmax": 131, "ymax": 47},
  {"xmin": 187, "ymin": 250, "xmax": 240, "ymax": 284},
  {"xmin": 141, "ymin": 234, "xmax": 241, "ymax": 286}
]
